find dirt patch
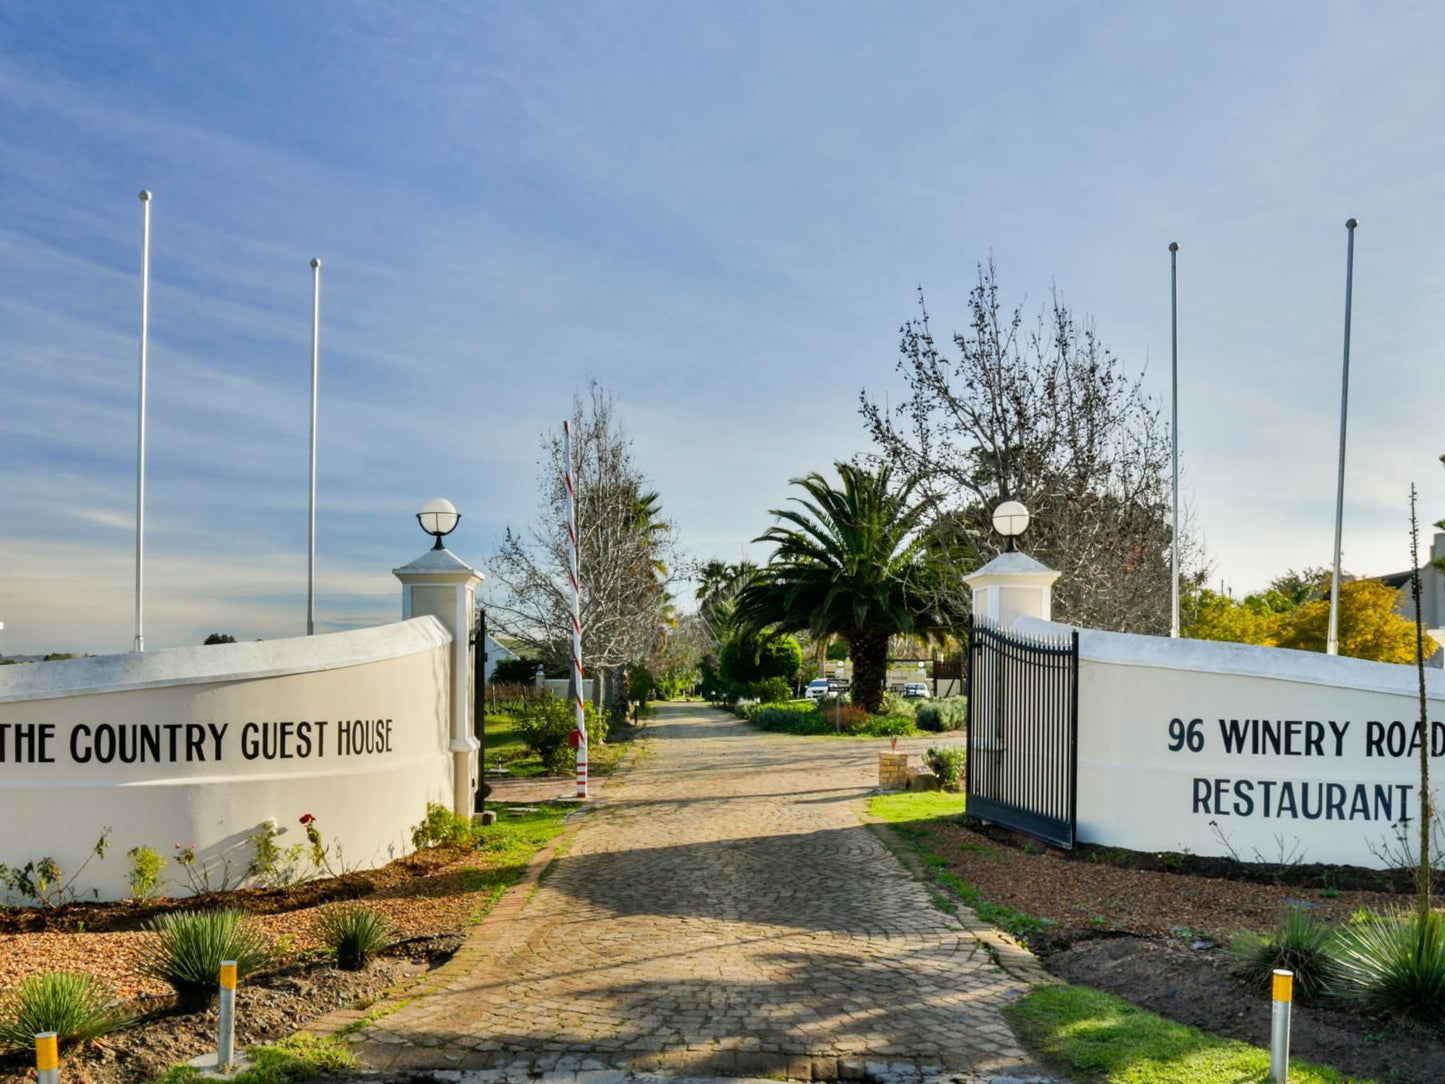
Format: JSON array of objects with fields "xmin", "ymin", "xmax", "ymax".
[
  {"xmin": 919, "ymin": 815, "xmax": 1432, "ymax": 948},
  {"xmin": 1046, "ymin": 934, "xmax": 1444, "ymax": 1084},
  {"xmin": 0, "ymin": 935, "xmax": 459, "ymax": 1084}
]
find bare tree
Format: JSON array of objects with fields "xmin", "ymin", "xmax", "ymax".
[
  {"xmin": 486, "ymin": 383, "xmax": 678, "ymax": 698},
  {"xmin": 860, "ymin": 261, "xmax": 1202, "ymax": 634}
]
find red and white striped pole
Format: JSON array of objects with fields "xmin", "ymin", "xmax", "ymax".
[{"xmin": 565, "ymin": 420, "xmax": 588, "ymax": 798}]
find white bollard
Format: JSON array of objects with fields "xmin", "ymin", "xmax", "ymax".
[
  {"xmin": 1270, "ymin": 968, "xmax": 1292, "ymax": 1082},
  {"xmin": 35, "ymin": 1031, "xmax": 59, "ymax": 1084},
  {"xmin": 218, "ymin": 960, "xmax": 238, "ymax": 1071}
]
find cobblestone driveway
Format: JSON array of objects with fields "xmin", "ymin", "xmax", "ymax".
[{"xmin": 337, "ymin": 704, "xmax": 1053, "ymax": 1082}]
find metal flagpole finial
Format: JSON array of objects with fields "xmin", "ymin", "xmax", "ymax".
[
  {"xmin": 311, "ymin": 257, "xmax": 321, "ymax": 269},
  {"xmin": 1169, "ymin": 241, "xmax": 1178, "ymax": 253},
  {"xmin": 139, "ymin": 190, "xmax": 152, "ymax": 201},
  {"xmin": 1346, "ymin": 218, "xmax": 1358, "ymax": 230}
]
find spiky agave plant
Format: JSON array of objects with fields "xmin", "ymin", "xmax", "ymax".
[
  {"xmin": 0, "ymin": 972, "xmax": 135, "ymax": 1048},
  {"xmin": 138, "ymin": 909, "xmax": 273, "ymax": 1008},
  {"xmin": 1329, "ymin": 908, "xmax": 1445, "ymax": 1027},
  {"xmin": 1226, "ymin": 905, "xmax": 1337, "ymax": 1000}
]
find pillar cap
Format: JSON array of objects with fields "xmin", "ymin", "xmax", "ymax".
[
  {"xmin": 393, "ymin": 547, "xmax": 483, "ymax": 585},
  {"xmin": 963, "ymin": 550, "xmax": 1059, "ymax": 586}
]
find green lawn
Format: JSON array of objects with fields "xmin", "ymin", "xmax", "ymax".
[
  {"xmin": 1006, "ymin": 985, "xmax": 1376, "ymax": 1084},
  {"xmin": 480, "ymin": 710, "xmax": 628, "ymax": 779}
]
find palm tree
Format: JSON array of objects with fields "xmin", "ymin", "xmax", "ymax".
[
  {"xmin": 694, "ymin": 559, "xmax": 758, "ymax": 641},
  {"xmin": 733, "ymin": 462, "xmax": 966, "ymax": 713}
]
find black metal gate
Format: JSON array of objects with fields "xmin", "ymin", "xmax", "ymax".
[{"xmin": 966, "ymin": 620, "xmax": 1079, "ymax": 848}]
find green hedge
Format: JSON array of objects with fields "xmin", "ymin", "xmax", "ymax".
[
  {"xmin": 753, "ymin": 703, "xmax": 832, "ymax": 735},
  {"xmin": 916, "ymin": 696, "xmax": 968, "ymax": 732}
]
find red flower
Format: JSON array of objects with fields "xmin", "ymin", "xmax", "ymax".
[{"xmin": 299, "ymin": 813, "xmax": 316, "ymax": 825}]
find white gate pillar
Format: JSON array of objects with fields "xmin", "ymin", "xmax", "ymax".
[
  {"xmin": 963, "ymin": 550, "xmax": 1060, "ymax": 628},
  {"xmin": 394, "ymin": 548, "xmax": 483, "ymax": 816}
]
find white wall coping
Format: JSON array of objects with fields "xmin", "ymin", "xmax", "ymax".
[
  {"xmin": 0, "ymin": 618, "xmax": 452, "ymax": 704},
  {"xmin": 1011, "ymin": 614, "xmax": 1445, "ymax": 698}
]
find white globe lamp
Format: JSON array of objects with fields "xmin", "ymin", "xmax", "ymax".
[
  {"xmin": 992, "ymin": 500, "xmax": 1031, "ymax": 552},
  {"xmin": 417, "ymin": 498, "xmax": 461, "ymax": 550}
]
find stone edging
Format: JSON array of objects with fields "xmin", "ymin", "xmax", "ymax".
[
  {"xmin": 306, "ymin": 738, "xmax": 649, "ymax": 1038},
  {"xmin": 860, "ymin": 816, "xmax": 1057, "ymax": 988}
]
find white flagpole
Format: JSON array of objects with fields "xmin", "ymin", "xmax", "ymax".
[
  {"xmin": 1327, "ymin": 219, "xmax": 1358, "ymax": 657},
  {"xmin": 307, "ymin": 258, "xmax": 322, "ymax": 635},
  {"xmin": 1170, "ymin": 241, "xmax": 1180, "ymax": 639},
  {"xmin": 133, "ymin": 190, "xmax": 152, "ymax": 653}
]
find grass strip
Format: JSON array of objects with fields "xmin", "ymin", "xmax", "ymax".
[
  {"xmin": 462, "ymin": 803, "xmax": 572, "ymax": 923},
  {"xmin": 158, "ymin": 1033, "xmax": 357, "ymax": 1084},
  {"xmin": 1005, "ymin": 984, "xmax": 1377, "ymax": 1084},
  {"xmin": 867, "ymin": 790, "xmax": 1055, "ymax": 940}
]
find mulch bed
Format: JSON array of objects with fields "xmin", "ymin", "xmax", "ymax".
[
  {"xmin": 915, "ymin": 813, "xmax": 1445, "ymax": 1081},
  {"xmin": 0, "ymin": 845, "xmax": 500, "ymax": 1000},
  {"xmin": 0, "ymin": 838, "xmax": 536, "ymax": 1084},
  {"xmin": 0, "ymin": 936, "xmax": 460, "ymax": 1084}
]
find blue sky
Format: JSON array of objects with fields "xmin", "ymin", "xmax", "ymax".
[{"xmin": 3, "ymin": 2, "xmax": 1445, "ymax": 653}]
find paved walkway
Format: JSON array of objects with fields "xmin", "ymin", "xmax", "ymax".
[{"xmin": 332, "ymin": 704, "xmax": 1057, "ymax": 1083}]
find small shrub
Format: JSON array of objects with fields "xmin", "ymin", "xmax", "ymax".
[
  {"xmin": 754, "ymin": 703, "xmax": 831, "ymax": 735},
  {"xmin": 411, "ymin": 803, "xmax": 481, "ymax": 850},
  {"xmin": 813, "ymin": 702, "xmax": 868, "ymax": 733},
  {"xmin": 247, "ymin": 823, "xmax": 306, "ymax": 888},
  {"xmin": 882, "ymin": 692, "xmax": 915, "ymax": 718},
  {"xmin": 1329, "ymin": 908, "xmax": 1445, "ymax": 1026},
  {"xmin": 315, "ymin": 905, "xmax": 392, "ymax": 970},
  {"xmin": 0, "ymin": 972, "xmax": 135, "ymax": 1048},
  {"xmin": 127, "ymin": 845, "xmax": 166, "ymax": 901},
  {"xmin": 753, "ymin": 676, "xmax": 792, "ymax": 704},
  {"xmin": 0, "ymin": 829, "xmax": 112, "ymax": 908},
  {"xmin": 922, "ymin": 745, "xmax": 967, "ymax": 789},
  {"xmin": 139, "ymin": 909, "xmax": 273, "ymax": 1008},
  {"xmin": 1226, "ymin": 905, "xmax": 1337, "ymax": 1000},
  {"xmin": 916, "ymin": 697, "xmax": 968, "ymax": 732},
  {"xmin": 515, "ymin": 697, "xmax": 606, "ymax": 775},
  {"xmin": 865, "ymin": 713, "xmax": 914, "ymax": 738},
  {"xmin": 492, "ymin": 656, "xmax": 543, "ymax": 685}
]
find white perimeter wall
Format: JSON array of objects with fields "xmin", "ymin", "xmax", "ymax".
[
  {"xmin": 1012, "ymin": 616, "xmax": 1445, "ymax": 869},
  {"xmin": 0, "ymin": 619, "xmax": 454, "ymax": 900}
]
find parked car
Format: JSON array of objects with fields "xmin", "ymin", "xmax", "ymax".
[
  {"xmin": 902, "ymin": 682, "xmax": 931, "ymax": 699},
  {"xmin": 804, "ymin": 679, "xmax": 832, "ymax": 700}
]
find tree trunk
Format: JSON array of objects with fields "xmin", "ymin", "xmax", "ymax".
[{"xmin": 850, "ymin": 633, "xmax": 889, "ymax": 714}]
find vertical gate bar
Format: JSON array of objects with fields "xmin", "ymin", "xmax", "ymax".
[
  {"xmin": 1069, "ymin": 629, "xmax": 1080, "ymax": 846},
  {"xmin": 1029, "ymin": 644, "xmax": 1039, "ymax": 816},
  {"xmin": 966, "ymin": 620, "xmax": 975, "ymax": 799}
]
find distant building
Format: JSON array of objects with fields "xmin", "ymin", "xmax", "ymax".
[
  {"xmin": 482, "ymin": 633, "xmax": 521, "ymax": 683},
  {"xmin": 1374, "ymin": 531, "xmax": 1445, "ymax": 665}
]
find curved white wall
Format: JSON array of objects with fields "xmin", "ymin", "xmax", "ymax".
[
  {"xmin": 0, "ymin": 619, "xmax": 454, "ymax": 900},
  {"xmin": 1013, "ymin": 616, "xmax": 1445, "ymax": 869}
]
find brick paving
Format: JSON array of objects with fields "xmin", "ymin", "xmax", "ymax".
[{"xmin": 326, "ymin": 704, "xmax": 1059, "ymax": 1083}]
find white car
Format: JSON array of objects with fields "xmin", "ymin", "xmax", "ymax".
[
  {"xmin": 902, "ymin": 682, "xmax": 931, "ymax": 699},
  {"xmin": 804, "ymin": 679, "xmax": 832, "ymax": 700}
]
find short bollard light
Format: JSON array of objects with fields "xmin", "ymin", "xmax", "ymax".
[
  {"xmin": 35, "ymin": 1031, "xmax": 59, "ymax": 1084},
  {"xmin": 219, "ymin": 959, "xmax": 238, "ymax": 1071},
  {"xmin": 1270, "ymin": 968, "xmax": 1293, "ymax": 1083}
]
